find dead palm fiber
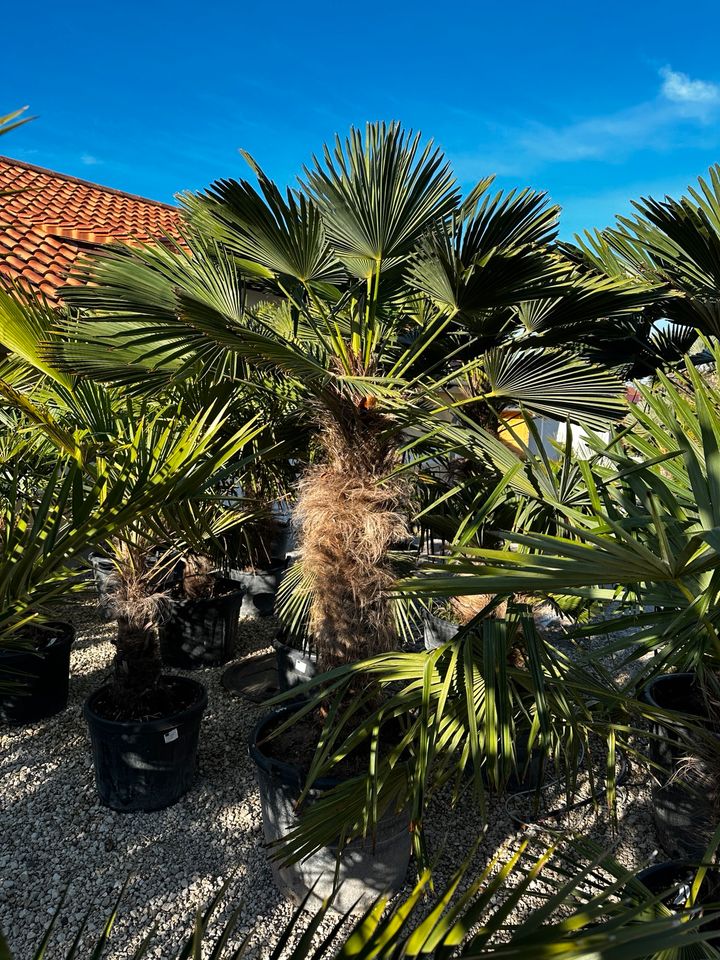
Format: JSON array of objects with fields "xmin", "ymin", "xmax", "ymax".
[{"xmin": 296, "ymin": 411, "xmax": 410, "ymax": 669}]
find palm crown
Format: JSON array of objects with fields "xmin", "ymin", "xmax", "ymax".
[{"xmin": 37, "ymin": 122, "xmax": 666, "ymax": 668}]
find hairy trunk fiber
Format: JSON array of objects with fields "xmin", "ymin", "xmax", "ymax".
[
  {"xmin": 112, "ymin": 617, "xmax": 162, "ymax": 706},
  {"xmin": 296, "ymin": 415, "xmax": 409, "ymax": 671}
]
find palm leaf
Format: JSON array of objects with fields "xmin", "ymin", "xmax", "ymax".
[{"xmin": 303, "ymin": 122, "xmax": 459, "ymax": 278}]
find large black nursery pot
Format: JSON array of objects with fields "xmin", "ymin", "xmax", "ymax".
[
  {"xmin": 159, "ymin": 578, "xmax": 244, "ymax": 669},
  {"xmin": 249, "ymin": 705, "xmax": 411, "ymax": 913},
  {"xmin": 641, "ymin": 673, "xmax": 708, "ymax": 771},
  {"xmin": 0, "ymin": 620, "xmax": 75, "ymax": 724},
  {"xmin": 641, "ymin": 672, "xmax": 717, "ymax": 860},
  {"xmin": 272, "ymin": 632, "xmax": 318, "ymax": 691},
  {"xmin": 84, "ymin": 675, "xmax": 207, "ymax": 811}
]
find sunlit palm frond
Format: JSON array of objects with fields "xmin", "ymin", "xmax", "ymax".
[{"xmin": 303, "ymin": 121, "xmax": 459, "ymax": 278}]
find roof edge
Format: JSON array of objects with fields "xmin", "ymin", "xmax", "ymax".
[{"xmin": 0, "ymin": 154, "xmax": 180, "ymax": 212}]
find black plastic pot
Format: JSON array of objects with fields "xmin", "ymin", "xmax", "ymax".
[
  {"xmin": 641, "ymin": 672, "xmax": 709, "ymax": 775},
  {"xmin": 249, "ymin": 705, "xmax": 411, "ymax": 913},
  {"xmin": 653, "ymin": 773, "xmax": 717, "ymax": 861},
  {"xmin": 423, "ymin": 614, "xmax": 459, "ymax": 651},
  {"xmin": 268, "ymin": 519, "xmax": 294, "ymax": 565},
  {"xmin": 0, "ymin": 621, "xmax": 75, "ymax": 724},
  {"xmin": 634, "ymin": 861, "xmax": 700, "ymax": 908},
  {"xmin": 228, "ymin": 566, "xmax": 282, "ymax": 619},
  {"xmin": 629, "ymin": 861, "xmax": 720, "ymax": 940},
  {"xmin": 159, "ymin": 579, "xmax": 245, "ymax": 669},
  {"xmin": 499, "ymin": 738, "xmax": 546, "ymax": 794},
  {"xmin": 84, "ymin": 675, "xmax": 207, "ymax": 811},
  {"xmin": 618, "ymin": 862, "xmax": 720, "ymax": 954},
  {"xmin": 641, "ymin": 672, "xmax": 718, "ymax": 860},
  {"xmin": 272, "ymin": 633, "xmax": 318, "ymax": 691}
]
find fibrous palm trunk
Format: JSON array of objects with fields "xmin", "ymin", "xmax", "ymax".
[
  {"xmin": 296, "ymin": 412, "xmax": 409, "ymax": 670},
  {"xmin": 112, "ymin": 617, "xmax": 162, "ymax": 705}
]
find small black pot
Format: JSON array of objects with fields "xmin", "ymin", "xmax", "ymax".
[
  {"xmin": 159, "ymin": 579, "xmax": 245, "ymax": 669},
  {"xmin": 249, "ymin": 705, "xmax": 411, "ymax": 913},
  {"xmin": 272, "ymin": 633, "xmax": 318, "ymax": 691},
  {"xmin": 84, "ymin": 675, "xmax": 207, "ymax": 811},
  {"xmin": 423, "ymin": 614, "xmax": 459, "ymax": 651},
  {"xmin": 0, "ymin": 621, "xmax": 75, "ymax": 724}
]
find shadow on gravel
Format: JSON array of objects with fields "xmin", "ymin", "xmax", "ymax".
[{"xmin": 1, "ymin": 603, "xmax": 665, "ymax": 958}]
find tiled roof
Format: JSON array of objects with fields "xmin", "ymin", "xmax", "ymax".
[{"xmin": 0, "ymin": 155, "xmax": 182, "ymax": 302}]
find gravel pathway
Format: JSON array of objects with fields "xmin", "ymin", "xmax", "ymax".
[{"xmin": 0, "ymin": 600, "xmax": 661, "ymax": 958}]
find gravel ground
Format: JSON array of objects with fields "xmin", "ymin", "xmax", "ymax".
[{"xmin": 0, "ymin": 599, "xmax": 661, "ymax": 958}]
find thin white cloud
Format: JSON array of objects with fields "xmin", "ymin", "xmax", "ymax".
[
  {"xmin": 80, "ymin": 153, "xmax": 102, "ymax": 166},
  {"xmin": 660, "ymin": 66, "xmax": 720, "ymax": 105},
  {"xmin": 449, "ymin": 66, "xmax": 720, "ymax": 179}
]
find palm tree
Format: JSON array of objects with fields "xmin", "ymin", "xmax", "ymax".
[
  {"xmin": 401, "ymin": 347, "xmax": 720, "ymax": 679},
  {"xmin": 561, "ymin": 164, "xmax": 720, "ymax": 379},
  {"xmin": 605, "ymin": 164, "xmax": 720, "ymax": 338},
  {"xmin": 47, "ymin": 122, "xmax": 656, "ymax": 670}
]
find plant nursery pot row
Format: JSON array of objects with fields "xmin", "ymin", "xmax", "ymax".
[
  {"xmin": 91, "ymin": 554, "xmax": 283, "ymax": 669},
  {"xmin": 641, "ymin": 672, "xmax": 718, "ymax": 860}
]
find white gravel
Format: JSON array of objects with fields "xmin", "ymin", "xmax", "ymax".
[{"xmin": 0, "ymin": 599, "xmax": 661, "ymax": 958}]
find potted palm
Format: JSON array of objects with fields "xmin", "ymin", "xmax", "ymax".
[
  {"xmin": 0, "ymin": 276, "xmax": 273, "ymax": 809},
  {"xmin": 76, "ymin": 410, "xmax": 264, "ymax": 810},
  {"xmin": 0, "ymin": 434, "xmax": 222, "ymax": 729}
]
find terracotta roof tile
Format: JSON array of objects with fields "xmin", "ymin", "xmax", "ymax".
[{"xmin": 0, "ymin": 155, "xmax": 182, "ymax": 302}]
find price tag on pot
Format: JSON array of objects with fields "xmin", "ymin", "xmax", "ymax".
[{"xmin": 164, "ymin": 728, "xmax": 179, "ymax": 744}]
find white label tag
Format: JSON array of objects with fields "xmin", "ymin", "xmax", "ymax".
[
  {"xmin": 296, "ymin": 660, "xmax": 307, "ymax": 674},
  {"xmin": 164, "ymin": 728, "xmax": 179, "ymax": 743}
]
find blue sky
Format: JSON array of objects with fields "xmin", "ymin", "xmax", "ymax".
[{"xmin": 6, "ymin": 0, "xmax": 720, "ymax": 238}]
